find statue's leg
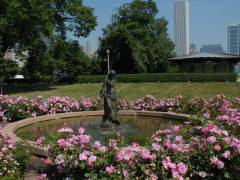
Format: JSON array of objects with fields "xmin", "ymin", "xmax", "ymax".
[{"xmin": 102, "ymin": 98, "xmax": 108, "ymax": 122}]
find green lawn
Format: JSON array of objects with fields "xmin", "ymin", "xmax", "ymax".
[{"xmin": 5, "ymin": 82, "xmax": 240, "ymax": 100}]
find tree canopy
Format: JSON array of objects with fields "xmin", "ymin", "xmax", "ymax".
[
  {"xmin": 98, "ymin": 0, "xmax": 174, "ymax": 73},
  {"xmin": 0, "ymin": 0, "xmax": 97, "ymax": 78}
]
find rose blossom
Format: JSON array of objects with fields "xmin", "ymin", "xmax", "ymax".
[
  {"xmin": 152, "ymin": 143, "xmax": 161, "ymax": 151},
  {"xmin": 87, "ymin": 155, "xmax": 97, "ymax": 166},
  {"xmin": 93, "ymin": 141, "xmax": 101, "ymax": 149},
  {"xmin": 99, "ymin": 146, "xmax": 108, "ymax": 153},
  {"xmin": 58, "ymin": 127, "xmax": 73, "ymax": 133},
  {"xmin": 177, "ymin": 162, "xmax": 188, "ymax": 175},
  {"xmin": 106, "ymin": 165, "xmax": 115, "ymax": 174},
  {"xmin": 198, "ymin": 171, "xmax": 207, "ymax": 178},
  {"xmin": 210, "ymin": 157, "xmax": 224, "ymax": 169},
  {"xmin": 207, "ymin": 136, "xmax": 216, "ymax": 143},
  {"xmin": 175, "ymin": 135, "xmax": 183, "ymax": 143},
  {"xmin": 79, "ymin": 152, "xmax": 88, "ymax": 161},
  {"xmin": 78, "ymin": 127, "xmax": 85, "ymax": 134},
  {"xmin": 222, "ymin": 151, "xmax": 231, "ymax": 159},
  {"xmin": 214, "ymin": 144, "xmax": 221, "ymax": 152},
  {"xmin": 36, "ymin": 137, "xmax": 45, "ymax": 145},
  {"xmin": 44, "ymin": 159, "xmax": 52, "ymax": 166}
]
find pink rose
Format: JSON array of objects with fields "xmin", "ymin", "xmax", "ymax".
[
  {"xmin": 93, "ymin": 141, "xmax": 101, "ymax": 149},
  {"xmin": 152, "ymin": 143, "xmax": 161, "ymax": 151},
  {"xmin": 222, "ymin": 151, "xmax": 230, "ymax": 159},
  {"xmin": 78, "ymin": 127, "xmax": 85, "ymax": 134},
  {"xmin": 207, "ymin": 136, "xmax": 216, "ymax": 143},
  {"xmin": 210, "ymin": 157, "xmax": 224, "ymax": 169},
  {"xmin": 106, "ymin": 165, "xmax": 115, "ymax": 174},
  {"xmin": 177, "ymin": 162, "xmax": 188, "ymax": 175},
  {"xmin": 44, "ymin": 159, "xmax": 52, "ymax": 166},
  {"xmin": 87, "ymin": 155, "xmax": 97, "ymax": 166},
  {"xmin": 79, "ymin": 152, "xmax": 88, "ymax": 161},
  {"xmin": 214, "ymin": 144, "xmax": 221, "ymax": 152}
]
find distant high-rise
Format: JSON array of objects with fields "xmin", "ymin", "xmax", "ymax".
[
  {"xmin": 84, "ymin": 41, "xmax": 92, "ymax": 57},
  {"xmin": 174, "ymin": 0, "xmax": 190, "ymax": 56},
  {"xmin": 189, "ymin": 43, "xmax": 197, "ymax": 55},
  {"xmin": 200, "ymin": 44, "xmax": 224, "ymax": 54},
  {"xmin": 228, "ymin": 25, "xmax": 240, "ymax": 73},
  {"xmin": 228, "ymin": 25, "xmax": 240, "ymax": 55}
]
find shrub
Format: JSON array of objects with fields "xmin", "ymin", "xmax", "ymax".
[
  {"xmin": 33, "ymin": 94, "xmax": 240, "ymax": 179},
  {"xmin": 0, "ymin": 127, "xmax": 30, "ymax": 178},
  {"xmin": 76, "ymin": 73, "xmax": 237, "ymax": 83},
  {"xmin": 4, "ymin": 73, "xmax": 237, "ymax": 85}
]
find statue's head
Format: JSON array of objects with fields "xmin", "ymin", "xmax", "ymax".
[{"xmin": 108, "ymin": 70, "xmax": 116, "ymax": 79}]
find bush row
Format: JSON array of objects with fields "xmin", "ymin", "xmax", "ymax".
[
  {"xmin": 3, "ymin": 73, "xmax": 237, "ymax": 84},
  {"xmin": 76, "ymin": 73, "xmax": 237, "ymax": 83}
]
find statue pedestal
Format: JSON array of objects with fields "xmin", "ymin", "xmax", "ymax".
[{"xmin": 100, "ymin": 120, "xmax": 120, "ymax": 128}]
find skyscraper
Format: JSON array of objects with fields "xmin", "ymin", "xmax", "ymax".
[
  {"xmin": 228, "ymin": 25, "xmax": 240, "ymax": 73},
  {"xmin": 228, "ymin": 25, "xmax": 240, "ymax": 55},
  {"xmin": 189, "ymin": 43, "xmax": 197, "ymax": 55},
  {"xmin": 174, "ymin": 0, "xmax": 190, "ymax": 56},
  {"xmin": 84, "ymin": 41, "xmax": 92, "ymax": 57}
]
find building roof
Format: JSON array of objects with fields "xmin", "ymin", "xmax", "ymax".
[{"xmin": 170, "ymin": 52, "xmax": 240, "ymax": 61}]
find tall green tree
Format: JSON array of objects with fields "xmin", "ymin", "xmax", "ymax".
[
  {"xmin": 98, "ymin": 0, "xmax": 174, "ymax": 73},
  {"xmin": 48, "ymin": 38, "xmax": 100, "ymax": 77},
  {"xmin": 0, "ymin": 58, "xmax": 19, "ymax": 83},
  {"xmin": 0, "ymin": 0, "xmax": 97, "ymax": 78}
]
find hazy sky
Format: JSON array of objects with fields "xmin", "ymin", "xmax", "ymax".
[{"xmin": 76, "ymin": 0, "xmax": 240, "ymax": 52}]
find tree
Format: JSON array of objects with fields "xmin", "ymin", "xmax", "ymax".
[
  {"xmin": 98, "ymin": 0, "xmax": 174, "ymax": 73},
  {"xmin": 0, "ymin": 58, "xmax": 19, "ymax": 81},
  {"xmin": 41, "ymin": 38, "xmax": 101, "ymax": 77},
  {"xmin": 0, "ymin": 0, "xmax": 97, "ymax": 78}
]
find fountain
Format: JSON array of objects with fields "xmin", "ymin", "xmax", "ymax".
[{"xmin": 2, "ymin": 52, "xmax": 189, "ymax": 156}]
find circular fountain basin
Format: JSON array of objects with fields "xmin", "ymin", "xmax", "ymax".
[{"xmin": 2, "ymin": 111, "xmax": 189, "ymax": 157}]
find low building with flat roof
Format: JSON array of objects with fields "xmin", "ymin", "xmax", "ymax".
[{"xmin": 170, "ymin": 53, "xmax": 240, "ymax": 73}]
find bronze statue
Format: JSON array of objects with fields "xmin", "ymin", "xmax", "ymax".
[{"xmin": 100, "ymin": 70, "xmax": 120, "ymax": 125}]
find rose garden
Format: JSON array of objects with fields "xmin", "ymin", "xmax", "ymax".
[
  {"xmin": 1, "ymin": 0, "xmax": 240, "ymax": 179},
  {"xmin": 0, "ymin": 93, "xmax": 240, "ymax": 179}
]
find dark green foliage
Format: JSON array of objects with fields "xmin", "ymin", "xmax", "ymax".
[
  {"xmin": 4, "ymin": 73, "xmax": 237, "ymax": 84},
  {"xmin": 48, "ymin": 38, "xmax": 101, "ymax": 77},
  {"xmin": 76, "ymin": 73, "xmax": 237, "ymax": 83},
  {"xmin": 98, "ymin": 0, "xmax": 174, "ymax": 74},
  {"xmin": 13, "ymin": 143, "xmax": 30, "ymax": 174},
  {"xmin": 0, "ymin": 58, "xmax": 19, "ymax": 82},
  {"xmin": 0, "ymin": 0, "xmax": 97, "ymax": 78}
]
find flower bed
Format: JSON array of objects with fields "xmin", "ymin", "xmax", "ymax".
[
  {"xmin": 1, "ymin": 94, "xmax": 240, "ymax": 179},
  {"xmin": 0, "ymin": 127, "xmax": 29, "ymax": 179},
  {"xmin": 0, "ymin": 94, "xmax": 233, "ymax": 123}
]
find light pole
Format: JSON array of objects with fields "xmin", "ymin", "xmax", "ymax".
[{"xmin": 106, "ymin": 49, "xmax": 110, "ymax": 74}]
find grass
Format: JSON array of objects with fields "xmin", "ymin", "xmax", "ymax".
[{"xmin": 4, "ymin": 82, "xmax": 240, "ymax": 100}]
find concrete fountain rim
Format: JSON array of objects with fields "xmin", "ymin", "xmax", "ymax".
[{"xmin": 2, "ymin": 110, "xmax": 190, "ymax": 157}]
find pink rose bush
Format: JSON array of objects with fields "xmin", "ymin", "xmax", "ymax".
[
  {"xmin": 0, "ymin": 95, "xmax": 101, "ymax": 123},
  {"xmin": 38, "ymin": 119, "xmax": 240, "ymax": 179},
  {"xmin": 133, "ymin": 95, "xmax": 183, "ymax": 112},
  {"xmin": 0, "ymin": 127, "xmax": 29, "ymax": 178},
  {"xmin": 1, "ymin": 94, "xmax": 240, "ymax": 179}
]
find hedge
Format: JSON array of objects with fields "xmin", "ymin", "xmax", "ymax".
[
  {"xmin": 3, "ymin": 73, "xmax": 237, "ymax": 84},
  {"xmin": 75, "ymin": 73, "xmax": 237, "ymax": 83}
]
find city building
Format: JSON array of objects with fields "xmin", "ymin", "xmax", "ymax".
[
  {"xmin": 84, "ymin": 41, "xmax": 92, "ymax": 57},
  {"xmin": 170, "ymin": 53, "xmax": 240, "ymax": 73},
  {"xmin": 228, "ymin": 25, "xmax": 240, "ymax": 55},
  {"xmin": 200, "ymin": 44, "xmax": 224, "ymax": 54},
  {"xmin": 174, "ymin": 0, "xmax": 190, "ymax": 56},
  {"xmin": 189, "ymin": 43, "xmax": 198, "ymax": 55},
  {"xmin": 3, "ymin": 49, "xmax": 25, "ymax": 68},
  {"xmin": 228, "ymin": 25, "xmax": 240, "ymax": 73}
]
